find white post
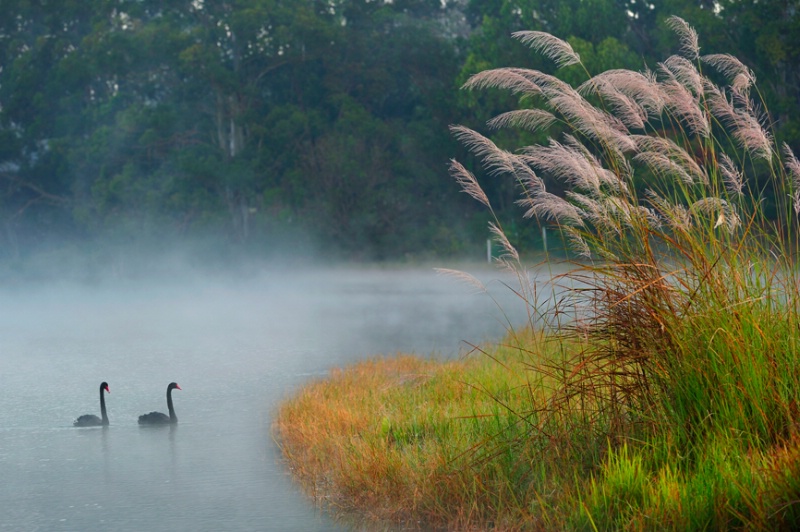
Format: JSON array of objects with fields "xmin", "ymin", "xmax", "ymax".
[
  {"xmin": 487, "ymin": 239, "xmax": 492, "ymax": 263},
  {"xmin": 542, "ymin": 226, "xmax": 548, "ymax": 254}
]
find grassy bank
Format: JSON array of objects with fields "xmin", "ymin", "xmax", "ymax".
[
  {"xmin": 274, "ymin": 17, "xmax": 800, "ymax": 530},
  {"xmin": 274, "ymin": 328, "xmax": 800, "ymax": 530},
  {"xmin": 273, "ymin": 330, "xmax": 577, "ymax": 529}
]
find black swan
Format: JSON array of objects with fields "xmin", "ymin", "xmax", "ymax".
[
  {"xmin": 138, "ymin": 382, "xmax": 181, "ymax": 425},
  {"xmin": 74, "ymin": 382, "xmax": 110, "ymax": 427}
]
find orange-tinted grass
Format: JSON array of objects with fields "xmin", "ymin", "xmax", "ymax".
[{"xmin": 273, "ymin": 330, "xmax": 561, "ymax": 529}]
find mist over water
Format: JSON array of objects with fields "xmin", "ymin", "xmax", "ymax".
[{"xmin": 0, "ymin": 264, "xmax": 538, "ymax": 531}]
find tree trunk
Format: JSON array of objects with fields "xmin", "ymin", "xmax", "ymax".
[{"xmin": 215, "ymin": 90, "xmax": 250, "ymax": 241}]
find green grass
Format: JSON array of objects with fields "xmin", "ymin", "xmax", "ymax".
[
  {"xmin": 274, "ymin": 329, "xmax": 800, "ymax": 530},
  {"xmin": 274, "ymin": 16, "xmax": 800, "ymax": 530}
]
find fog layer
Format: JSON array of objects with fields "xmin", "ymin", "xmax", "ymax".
[{"xmin": 0, "ymin": 264, "xmax": 534, "ymax": 530}]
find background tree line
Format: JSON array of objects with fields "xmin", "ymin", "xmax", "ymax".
[{"xmin": 0, "ymin": 0, "xmax": 797, "ymax": 270}]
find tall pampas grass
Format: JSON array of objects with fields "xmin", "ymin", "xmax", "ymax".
[{"xmin": 449, "ymin": 15, "xmax": 800, "ymax": 529}]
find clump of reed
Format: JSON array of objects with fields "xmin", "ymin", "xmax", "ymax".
[{"xmin": 450, "ymin": 14, "xmax": 800, "ymax": 529}]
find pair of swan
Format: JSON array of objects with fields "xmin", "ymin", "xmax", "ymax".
[{"xmin": 73, "ymin": 382, "xmax": 181, "ymax": 427}]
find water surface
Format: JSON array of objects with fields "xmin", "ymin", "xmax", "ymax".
[{"xmin": 0, "ymin": 265, "xmax": 536, "ymax": 531}]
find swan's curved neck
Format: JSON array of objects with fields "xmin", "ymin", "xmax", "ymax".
[
  {"xmin": 167, "ymin": 387, "xmax": 177, "ymax": 422},
  {"xmin": 100, "ymin": 387, "xmax": 109, "ymax": 425}
]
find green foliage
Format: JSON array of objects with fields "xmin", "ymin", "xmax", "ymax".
[
  {"xmin": 0, "ymin": 0, "xmax": 473, "ymax": 263},
  {"xmin": 0, "ymin": 1, "xmax": 799, "ymax": 267}
]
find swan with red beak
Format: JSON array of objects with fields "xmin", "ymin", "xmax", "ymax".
[{"xmin": 138, "ymin": 382, "xmax": 181, "ymax": 425}]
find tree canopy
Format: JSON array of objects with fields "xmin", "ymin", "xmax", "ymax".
[{"xmin": 0, "ymin": 1, "xmax": 797, "ymax": 270}]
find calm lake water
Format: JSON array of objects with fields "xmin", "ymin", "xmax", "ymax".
[{"xmin": 0, "ymin": 265, "xmax": 538, "ymax": 531}]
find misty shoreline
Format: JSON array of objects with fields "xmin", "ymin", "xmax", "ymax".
[{"xmin": 0, "ymin": 238, "xmax": 561, "ymax": 287}]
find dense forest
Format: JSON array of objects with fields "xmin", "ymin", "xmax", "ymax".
[{"xmin": 1, "ymin": 0, "xmax": 798, "ymax": 271}]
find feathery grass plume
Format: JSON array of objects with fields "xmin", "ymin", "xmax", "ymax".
[
  {"xmin": 546, "ymin": 88, "xmax": 631, "ymax": 139},
  {"xmin": 639, "ymin": 204, "xmax": 663, "ymax": 230},
  {"xmin": 448, "ymin": 159, "xmax": 491, "ymax": 209},
  {"xmin": 666, "ymin": 15, "xmax": 700, "ymax": 59},
  {"xmin": 580, "ymin": 76, "xmax": 647, "ymax": 130},
  {"xmin": 546, "ymin": 91, "xmax": 637, "ymax": 161},
  {"xmin": 563, "ymin": 133, "xmax": 631, "ymax": 194},
  {"xmin": 784, "ymin": 143, "xmax": 800, "ymax": 187},
  {"xmin": 511, "ymin": 30, "xmax": 581, "ymax": 68},
  {"xmin": 632, "ymin": 135, "xmax": 708, "ymax": 185},
  {"xmin": 607, "ymin": 196, "xmax": 637, "ymax": 230},
  {"xmin": 718, "ymin": 152, "xmax": 744, "ymax": 196},
  {"xmin": 515, "ymin": 158, "xmax": 547, "ymax": 196},
  {"xmin": 605, "ymin": 195, "xmax": 652, "ymax": 229},
  {"xmin": 522, "ymin": 69, "xmax": 576, "ymax": 97},
  {"xmin": 566, "ymin": 191, "xmax": 656, "ymax": 235},
  {"xmin": 510, "ymin": 154, "xmax": 546, "ymax": 194},
  {"xmin": 634, "ymin": 151, "xmax": 700, "ymax": 186},
  {"xmin": 578, "ymin": 69, "xmax": 665, "ymax": 119},
  {"xmin": 661, "ymin": 55, "xmax": 704, "ymax": 98},
  {"xmin": 517, "ymin": 191, "xmax": 585, "ymax": 226},
  {"xmin": 462, "ymin": 68, "xmax": 543, "ymax": 96},
  {"xmin": 659, "ymin": 74, "xmax": 711, "ymax": 138},
  {"xmin": 519, "ymin": 69, "xmax": 637, "ymax": 155},
  {"xmin": 448, "ymin": 125, "xmax": 517, "ymax": 177},
  {"xmin": 524, "ymin": 139, "xmax": 614, "ymax": 195},
  {"xmin": 701, "ymin": 53, "xmax": 756, "ymax": 95},
  {"xmin": 563, "ymin": 226, "xmax": 592, "ymax": 258},
  {"xmin": 433, "ymin": 268, "xmax": 487, "ymax": 293},
  {"xmin": 784, "ymin": 143, "xmax": 800, "ymax": 215},
  {"xmin": 450, "ymin": 124, "xmax": 546, "ymax": 195},
  {"xmin": 706, "ymin": 85, "xmax": 774, "ymax": 160},
  {"xmin": 488, "ymin": 221, "xmax": 520, "ymax": 262},
  {"xmin": 512, "ymin": 157, "xmax": 547, "ymax": 196},
  {"xmin": 722, "ymin": 205, "xmax": 741, "ymax": 231},
  {"xmin": 486, "ymin": 109, "xmax": 557, "ymax": 133},
  {"xmin": 645, "ymin": 189, "xmax": 691, "ymax": 232},
  {"xmin": 689, "ymin": 197, "xmax": 740, "ymax": 232},
  {"xmin": 566, "ymin": 191, "xmax": 607, "ymax": 227}
]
